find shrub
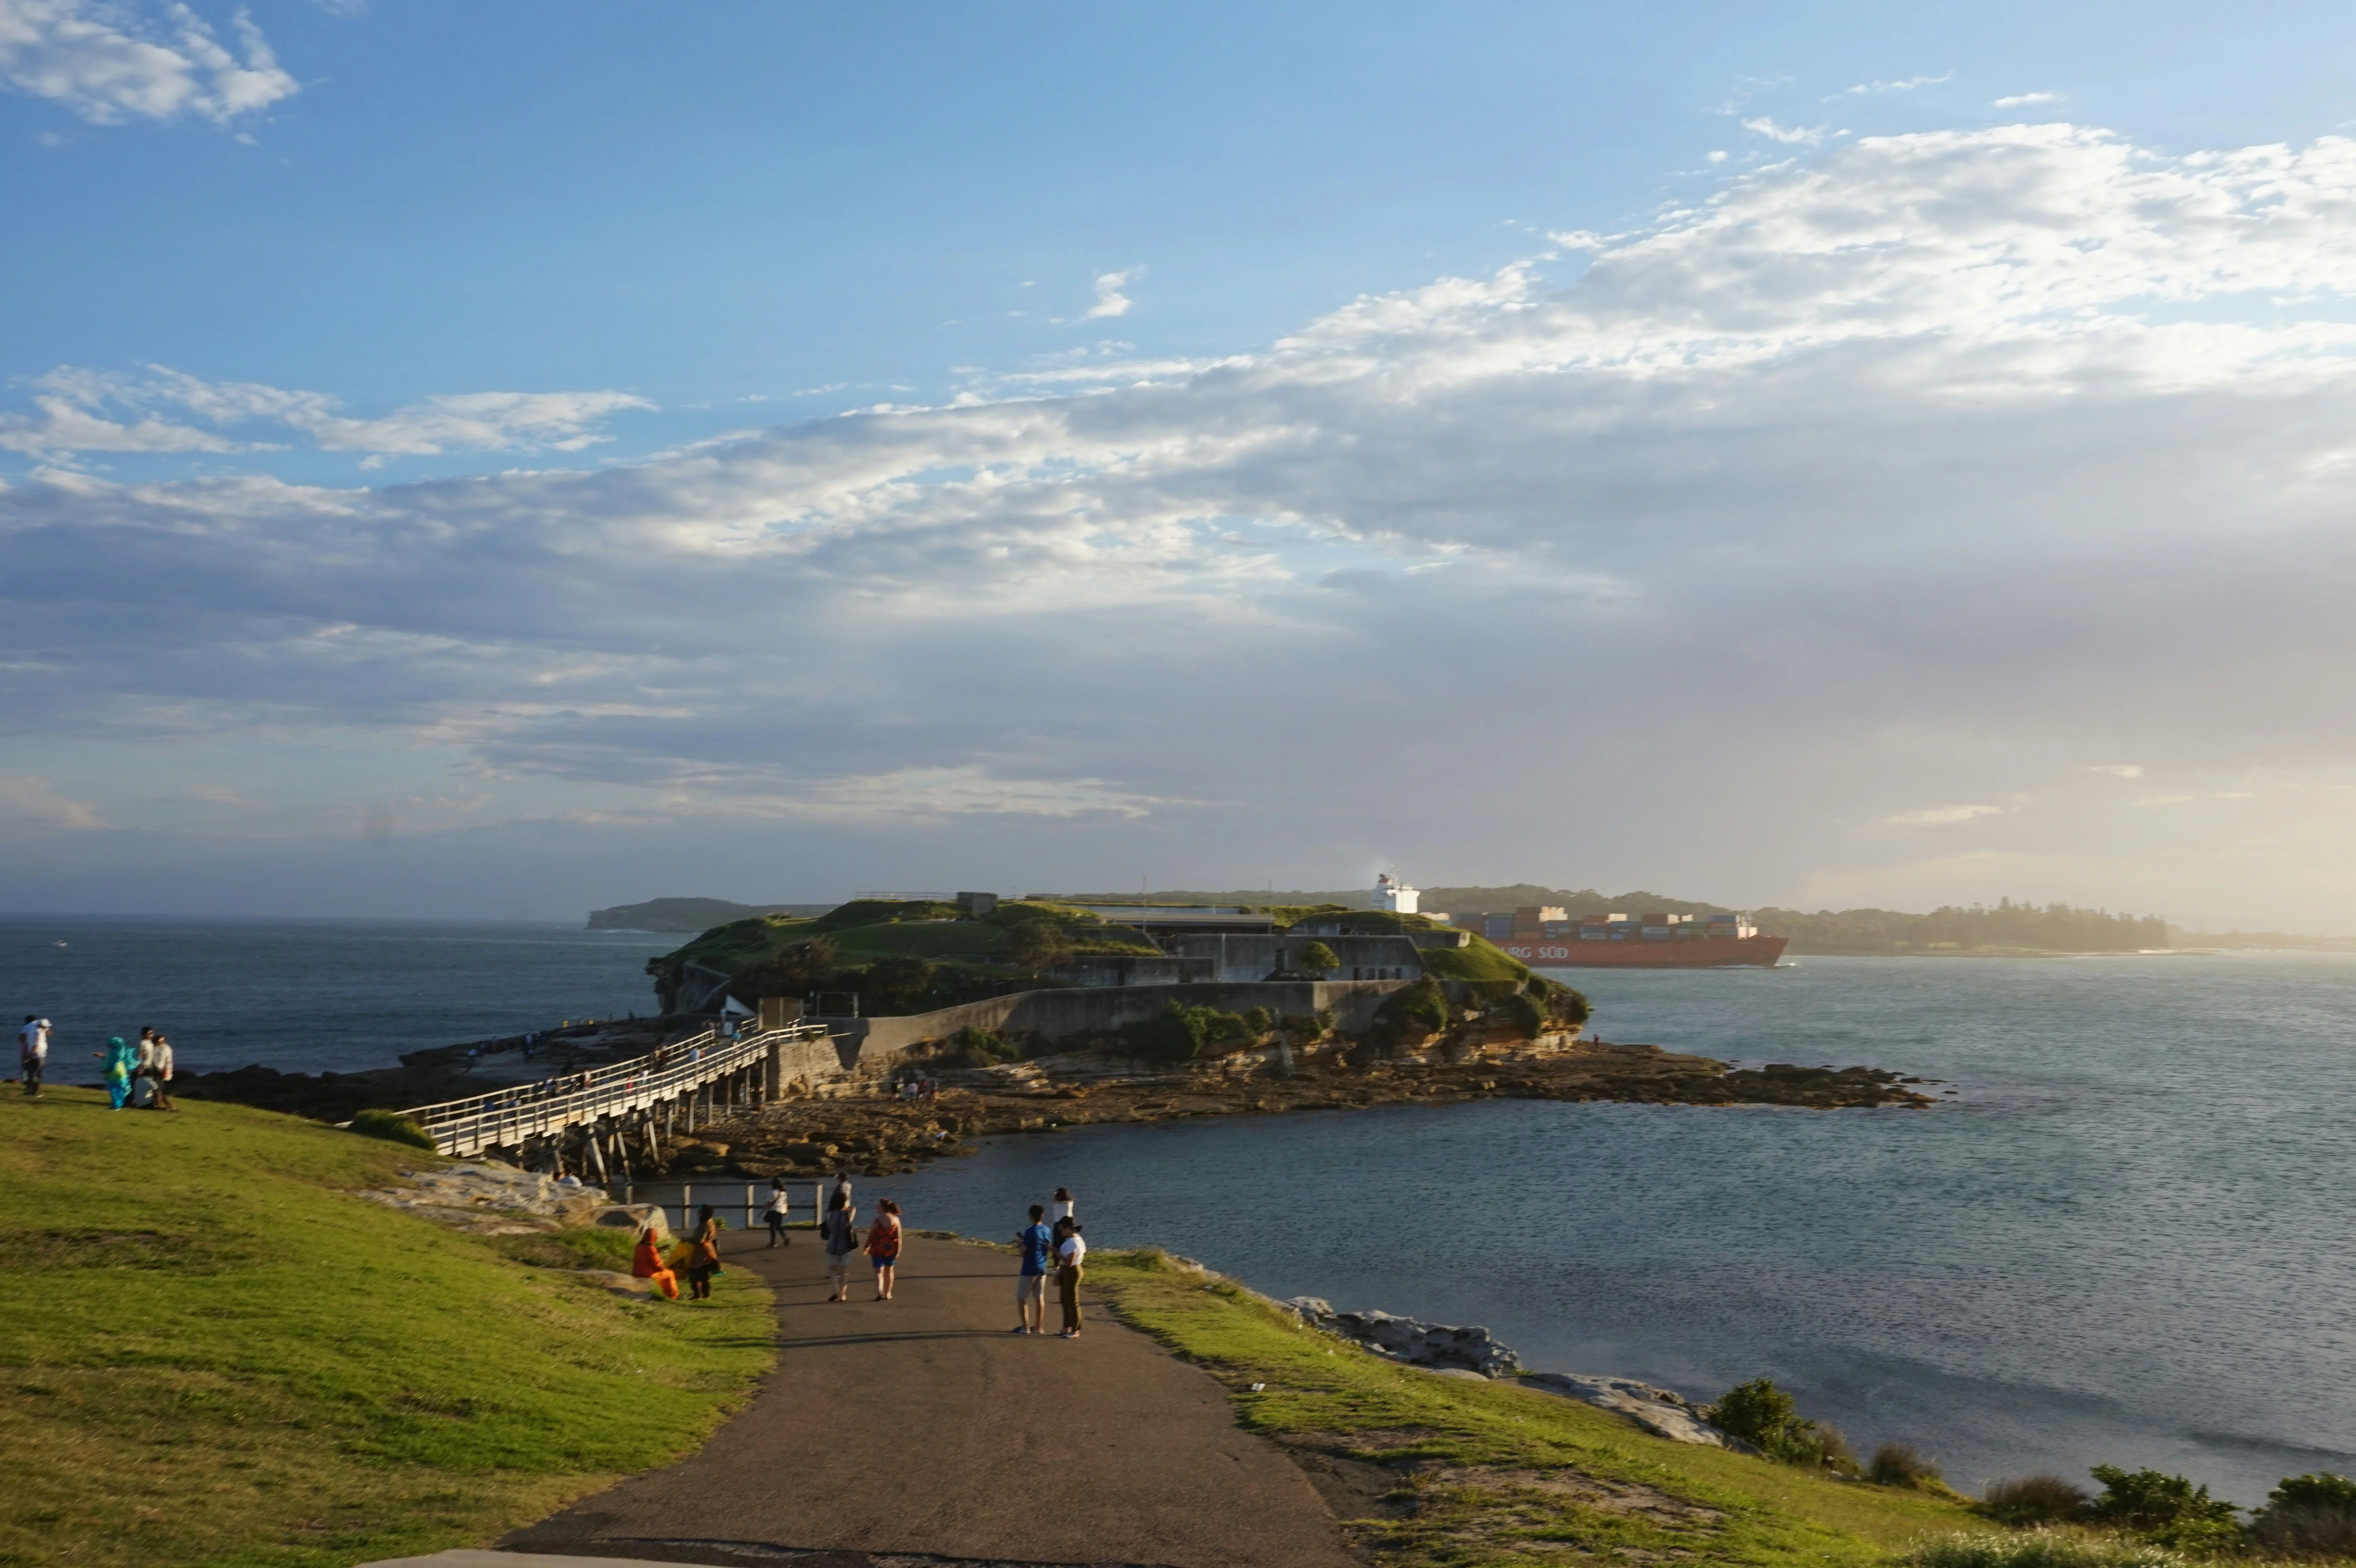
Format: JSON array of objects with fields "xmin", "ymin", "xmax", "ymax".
[
  {"xmin": 1295, "ymin": 941, "xmax": 1340, "ymax": 978},
  {"xmin": 1709, "ymin": 1378, "xmax": 1833, "ymax": 1466},
  {"xmin": 1005, "ymin": 919, "xmax": 1073, "ymax": 977},
  {"xmin": 349, "ymin": 1108, "xmax": 438, "ymax": 1151},
  {"xmin": 1873, "ymin": 1441, "xmax": 1944, "ymax": 1489},
  {"xmin": 2251, "ymin": 1472, "xmax": 2356, "ymax": 1555},
  {"xmin": 1120, "ymin": 1003, "xmax": 1252, "ymax": 1062},
  {"xmin": 947, "ymin": 1026, "xmax": 1020, "ymax": 1067},
  {"xmin": 1982, "ymin": 1475, "xmax": 2092, "ymax": 1526},
  {"xmin": 1279, "ymin": 1012, "xmax": 1324, "ymax": 1041},
  {"xmin": 1244, "ymin": 1007, "xmax": 1273, "ymax": 1036},
  {"xmin": 1541, "ymin": 979, "xmax": 1592, "ymax": 1028},
  {"xmin": 1369, "ymin": 977, "xmax": 1452, "ymax": 1049},
  {"xmin": 1496, "ymin": 991, "xmax": 1545, "ymax": 1040},
  {"xmin": 1909, "ymin": 1530, "xmax": 2193, "ymax": 1568},
  {"xmin": 2087, "ymin": 1466, "xmax": 2239, "ymax": 1551}
]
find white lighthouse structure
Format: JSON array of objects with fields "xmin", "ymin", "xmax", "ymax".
[{"xmin": 1373, "ymin": 873, "xmax": 1420, "ymax": 915}]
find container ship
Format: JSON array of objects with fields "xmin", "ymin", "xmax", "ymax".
[{"xmin": 1478, "ymin": 907, "xmax": 1787, "ymax": 968}]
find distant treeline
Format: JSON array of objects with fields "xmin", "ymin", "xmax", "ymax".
[{"xmin": 1754, "ymin": 900, "xmax": 2171, "ymax": 955}]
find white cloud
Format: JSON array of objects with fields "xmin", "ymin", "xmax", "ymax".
[
  {"xmin": 0, "ymin": 0, "xmax": 298, "ymax": 126},
  {"xmin": 1741, "ymin": 116, "xmax": 1827, "ymax": 145},
  {"xmin": 1838, "ymin": 73, "xmax": 1953, "ymax": 96},
  {"xmin": 1080, "ymin": 267, "xmax": 1141, "ymax": 320},
  {"xmin": 19, "ymin": 123, "xmax": 2356, "ymax": 921},
  {"xmin": 1887, "ymin": 805, "xmax": 2006, "ymax": 827},
  {"xmin": 1995, "ymin": 92, "xmax": 2063, "ymax": 108},
  {"xmin": 0, "ymin": 775, "xmax": 103, "ymax": 829},
  {"xmin": 2093, "ymin": 764, "xmax": 2144, "ymax": 778},
  {"xmin": 0, "ymin": 367, "xmax": 652, "ymax": 456}
]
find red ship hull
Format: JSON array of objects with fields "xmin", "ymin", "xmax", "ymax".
[{"xmin": 1501, "ymin": 936, "xmax": 1788, "ymax": 968}]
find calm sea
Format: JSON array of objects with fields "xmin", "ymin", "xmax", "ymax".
[
  {"xmin": 871, "ymin": 953, "xmax": 2356, "ymax": 1506},
  {"xmin": 0, "ymin": 916, "xmax": 668, "ymax": 1075}
]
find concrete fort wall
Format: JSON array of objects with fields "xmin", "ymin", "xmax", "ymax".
[
  {"xmin": 808, "ymin": 978, "xmax": 1410, "ymax": 1076},
  {"xmin": 1048, "ymin": 935, "xmax": 1425, "ymax": 987}
]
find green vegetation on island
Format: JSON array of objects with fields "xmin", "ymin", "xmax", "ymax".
[{"xmin": 0, "ymin": 1089, "xmax": 773, "ymax": 1568}]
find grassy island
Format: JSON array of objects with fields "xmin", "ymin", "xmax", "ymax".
[{"xmin": 0, "ymin": 1089, "xmax": 773, "ymax": 1568}]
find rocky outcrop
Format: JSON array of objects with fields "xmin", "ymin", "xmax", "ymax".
[
  {"xmin": 1285, "ymin": 1297, "xmax": 1754, "ymax": 1450},
  {"xmin": 1286, "ymin": 1297, "xmax": 1522, "ymax": 1379},
  {"xmin": 359, "ymin": 1162, "xmax": 669, "ymax": 1240},
  {"xmin": 1522, "ymin": 1373, "xmax": 1757, "ymax": 1451}
]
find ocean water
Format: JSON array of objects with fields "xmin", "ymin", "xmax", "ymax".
[
  {"xmin": 0, "ymin": 916, "xmax": 667, "ymax": 1075},
  {"xmin": 871, "ymin": 953, "xmax": 2356, "ymax": 1505}
]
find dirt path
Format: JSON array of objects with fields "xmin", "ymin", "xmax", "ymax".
[{"xmin": 497, "ymin": 1227, "xmax": 1359, "ymax": 1568}]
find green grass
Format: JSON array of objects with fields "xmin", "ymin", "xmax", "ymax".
[
  {"xmin": 0, "ymin": 1088, "xmax": 775, "ymax": 1568},
  {"xmin": 1416, "ymin": 935, "xmax": 1533, "ymax": 984},
  {"xmin": 1088, "ymin": 1249, "xmax": 1985, "ymax": 1566}
]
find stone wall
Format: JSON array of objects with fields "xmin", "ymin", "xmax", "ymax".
[{"xmin": 807, "ymin": 978, "xmax": 1410, "ymax": 1074}]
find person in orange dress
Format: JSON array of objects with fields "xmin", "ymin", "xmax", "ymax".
[{"xmin": 631, "ymin": 1227, "xmax": 681, "ymax": 1300}]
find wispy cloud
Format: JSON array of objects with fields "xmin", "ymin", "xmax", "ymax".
[
  {"xmin": 1995, "ymin": 92, "xmax": 2063, "ymax": 108},
  {"xmin": 1887, "ymin": 804, "xmax": 2006, "ymax": 827},
  {"xmin": 1080, "ymin": 267, "xmax": 1141, "ymax": 320},
  {"xmin": 1836, "ymin": 73, "xmax": 1953, "ymax": 96},
  {"xmin": 0, "ymin": 0, "xmax": 298, "ymax": 126},
  {"xmin": 1741, "ymin": 116, "xmax": 1827, "ymax": 145},
  {"xmin": 2092, "ymin": 764, "xmax": 2144, "ymax": 778},
  {"xmin": 0, "ymin": 367, "xmax": 652, "ymax": 458}
]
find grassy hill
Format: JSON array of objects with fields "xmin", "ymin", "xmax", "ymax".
[
  {"xmin": 1092, "ymin": 1250, "xmax": 1986, "ymax": 1566},
  {"xmin": 0, "ymin": 1089, "xmax": 773, "ymax": 1568}
]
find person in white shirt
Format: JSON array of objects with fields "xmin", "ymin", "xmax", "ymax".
[
  {"xmin": 763, "ymin": 1177, "xmax": 792, "ymax": 1249},
  {"xmin": 1054, "ymin": 1219, "xmax": 1087, "ymax": 1338},
  {"xmin": 149, "ymin": 1034, "xmax": 176, "ymax": 1112},
  {"xmin": 18, "ymin": 1015, "xmax": 49, "ymax": 1098},
  {"xmin": 1048, "ymin": 1188, "xmax": 1075, "ymax": 1225}
]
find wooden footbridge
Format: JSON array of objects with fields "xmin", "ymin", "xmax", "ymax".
[{"xmin": 394, "ymin": 1020, "xmax": 838, "ymax": 1171}]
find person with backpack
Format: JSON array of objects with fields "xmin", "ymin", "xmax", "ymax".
[
  {"xmin": 821, "ymin": 1190, "xmax": 860, "ymax": 1302},
  {"xmin": 683, "ymin": 1204, "xmax": 724, "ymax": 1300},
  {"xmin": 865, "ymin": 1198, "xmax": 902, "ymax": 1301},
  {"xmin": 1011, "ymin": 1204, "xmax": 1054, "ymax": 1335}
]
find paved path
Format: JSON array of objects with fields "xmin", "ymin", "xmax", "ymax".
[{"xmin": 497, "ymin": 1227, "xmax": 1358, "ymax": 1568}]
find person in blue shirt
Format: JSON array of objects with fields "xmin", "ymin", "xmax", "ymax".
[{"xmin": 1011, "ymin": 1204, "xmax": 1054, "ymax": 1334}]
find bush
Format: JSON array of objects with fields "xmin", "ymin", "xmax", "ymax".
[
  {"xmin": 1709, "ymin": 1378, "xmax": 1834, "ymax": 1467},
  {"xmin": 1496, "ymin": 991, "xmax": 1545, "ymax": 1040},
  {"xmin": 1982, "ymin": 1475, "xmax": 2092, "ymax": 1526},
  {"xmin": 1369, "ymin": 977, "xmax": 1452, "ymax": 1049},
  {"xmin": 349, "ymin": 1108, "xmax": 437, "ymax": 1151},
  {"xmin": 2251, "ymin": 1472, "xmax": 2356, "ymax": 1555},
  {"xmin": 1909, "ymin": 1530, "xmax": 2194, "ymax": 1568},
  {"xmin": 1279, "ymin": 1012, "xmax": 1324, "ymax": 1041},
  {"xmin": 1120, "ymin": 1003, "xmax": 1253, "ymax": 1062},
  {"xmin": 1873, "ymin": 1441, "xmax": 1944, "ymax": 1489},
  {"xmin": 946, "ymin": 1026, "xmax": 1020, "ymax": 1067},
  {"xmin": 1295, "ymin": 941, "xmax": 1340, "ymax": 978},
  {"xmin": 1539, "ymin": 978, "xmax": 1591, "ymax": 1028},
  {"xmin": 1244, "ymin": 1007, "xmax": 1273, "ymax": 1036},
  {"xmin": 2087, "ymin": 1466, "xmax": 2239, "ymax": 1551}
]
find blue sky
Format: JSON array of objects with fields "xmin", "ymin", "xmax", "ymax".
[{"xmin": 7, "ymin": 2, "xmax": 2356, "ymax": 925}]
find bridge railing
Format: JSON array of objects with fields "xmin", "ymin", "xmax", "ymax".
[{"xmin": 395, "ymin": 1021, "xmax": 830, "ymax": 1156}]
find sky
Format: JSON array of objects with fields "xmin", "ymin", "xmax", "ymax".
[{"xmin": 6, "ymin": 2, "xmax": 2356, "ymax": 928}]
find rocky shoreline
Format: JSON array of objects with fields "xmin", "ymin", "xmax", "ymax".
[{"xmin": 703, "ymin": 1035, "xmax": 1943, "ymax": 1180}]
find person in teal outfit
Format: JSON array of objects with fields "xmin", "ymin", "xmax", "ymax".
[{"xmin": 95, "ymin": 1036, "xmax": 135, "ymax": 1109}]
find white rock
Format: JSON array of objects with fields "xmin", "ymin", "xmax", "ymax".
[{"xmin": 1521, "ymin": 1372, "xmax": 1757, "ymax": 1450}]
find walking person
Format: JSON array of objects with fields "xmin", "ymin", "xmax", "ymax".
[
  {"xmin": 1054, "ymin": 1218, "xmax": 1087, "ymax": 1338},
  {"xmin": 94, "ymin": 1036, "xmax": 136, "ymax": 1110},
  {"xmin": 1011, "ymin": 1204, "xmax": 1054, "ymax": 1334},
  {"xmin": 683, "ymin": 1204, "xmax": 724, "ymax": 1300},
  {"xmin": 763, "ymin": 1177, "xmax": 792, "ymax": 1248},
  {"xmin": 866, "ymin": 1198, "xmax": 902, "ymax": 1301},
  {"xmin": 1049, "ymin": 1187, "xmax": 1075, "ymax": 1225},
  {"xmin": 130, "ymin": 1027, "xmax": 158, "ymax": 1109},
  {"xmin": 821, "ymin": 1191, "xmax": 859, "ymax": 1302},
  {"xmin": 18, "ymin": 1015, "xmax": 48, "ymax": 1098}
]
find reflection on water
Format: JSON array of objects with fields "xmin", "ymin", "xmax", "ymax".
[{"xmin": 873, "ymin": 953, "xmax": 2356, "ymax": 1504}]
